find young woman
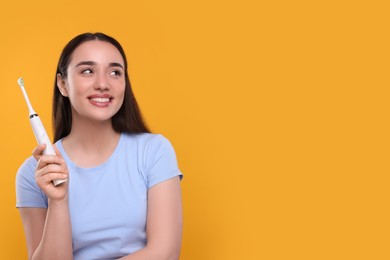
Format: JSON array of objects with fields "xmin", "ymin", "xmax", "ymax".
[{"xmin": 16, "ymin": 32, "xmax": 183, "ymax": 260}]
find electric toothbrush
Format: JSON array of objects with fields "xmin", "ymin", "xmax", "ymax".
[{"xmin": 17, "ymin": 77, "xmax": 66, "ymax": 186}]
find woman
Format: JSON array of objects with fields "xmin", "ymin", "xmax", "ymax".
[{"xmin": 16, "ymin": 32, "xmax": 183, "ymax": 260}]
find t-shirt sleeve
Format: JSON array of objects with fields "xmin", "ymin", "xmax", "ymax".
[
  {"xmin": 145, "ymin": 135, "xmax": 183, "ymax": 189},
  {"xmin": 15, "ymin": 156, "xmax": 48, "ymax": 208}
]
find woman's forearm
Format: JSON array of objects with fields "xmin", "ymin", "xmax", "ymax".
[
  {"xmin": 117, "ymin": 245, "xmax": 179, "ymax": 260},
  {"xmin": 32, "ymin": 199, "xmax": 73, "ymax": 260},
  {"xmin": 117, "ymin": 246, "xmax": 157, "ymax": 260}
]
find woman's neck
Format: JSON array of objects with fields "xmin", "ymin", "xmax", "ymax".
[{"xmin": 61, "ymin": 118, "xmax": 121, "ymax": 168}]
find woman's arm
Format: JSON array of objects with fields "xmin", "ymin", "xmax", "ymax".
[
  {"xmin": 19, "ymin": 207, "xmax": 47, "ymax": 259},
  {"xmin": 118, "ymin": 176, "xmax": 183, "ymax": 260},
  {"xmin": 19, "ymin": 200, "xmax": 73, "ymax": 260},
  {"xmin": 18, "ymin": 144, "xmax": 73, "ymax": 260}
]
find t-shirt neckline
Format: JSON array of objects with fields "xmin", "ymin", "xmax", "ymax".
[{"xmin": 56, "ymin": 133, "xmax": 124, "ymax": 171}]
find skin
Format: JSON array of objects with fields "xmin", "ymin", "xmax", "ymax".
[{"xmin": 18, "ymin": 40, "xmax": 182, "ymax": 260}]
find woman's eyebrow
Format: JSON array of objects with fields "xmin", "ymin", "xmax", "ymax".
[
  {"xmin": 75, "ymin": 61, "xmax": 96, "ymax": 67},
  {"xmin": 75, "ymin": 61, "xmax": 123, "ymax": 69},
  {"xmin": 109, "ymin": 62, "xmax": 124, "ymax": 69}
]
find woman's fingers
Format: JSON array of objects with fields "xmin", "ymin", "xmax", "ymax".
[
  {"xmin": 36, "ymin": 172, "xmax": 68, "ymax": 184},
  {"xmin": 35, "ymin": 159, "xmax": 69, "ymax": 200},
  {"xmin": 33, "ymin": 144, "xmax": 63, "ymax": 162},
  {"xmin": 36, "ymin": 154, "xmax": 62, "ymax": 170},
  {"xmin": 35, "ymin": 153, "xmax": 68, "ymax": 184},
  {"xmin": 32, "ymin": 144, "xmax": 46, "ymax": 161},
  {"xmin": 36, "ymin": 162, "xmax": 63, "ymax": 176},
  {"xmin": 53, "ymin": 144, "xmax": 63, "ymax": 158},
  {"xmin": 33, "ymin": 144, "xmax": 69, "ymax": 201}
]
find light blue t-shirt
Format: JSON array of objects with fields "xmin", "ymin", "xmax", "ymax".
[{"xmin": 16, "ymin": 133, "xmax": 182, "ymax": 260}]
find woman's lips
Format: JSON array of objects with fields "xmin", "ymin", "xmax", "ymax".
[{"xmin": 88, "ymin": 95, "xmax": 113, "ymax": 107}]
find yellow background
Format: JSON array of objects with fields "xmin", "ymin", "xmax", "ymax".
[{"xmin": 1, "ymin": 0, "xmax": 389, "ymax": 259}]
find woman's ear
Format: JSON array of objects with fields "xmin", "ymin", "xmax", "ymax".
[{"xmin": 57, "ymin": 73, "xmax": 68, "ymax": 97}]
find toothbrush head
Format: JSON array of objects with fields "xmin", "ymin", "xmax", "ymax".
[{"xmin": 17, "ymin": 77, "xmax": 24, "ymax": 87}]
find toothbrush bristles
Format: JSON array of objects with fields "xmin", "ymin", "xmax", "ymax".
[{"xmin": 18, "ymin": 77, "xmax": 24, "ymax": 87}]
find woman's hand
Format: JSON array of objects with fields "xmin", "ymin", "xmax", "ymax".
[{"xmin": 33, "ymin": 144, "xmax": 69, "ymax": 202}]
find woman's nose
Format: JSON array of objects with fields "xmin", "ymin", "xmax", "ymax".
[{"xmin": 94, "ymin": 74, "xmax": 110, "ymax": 90}]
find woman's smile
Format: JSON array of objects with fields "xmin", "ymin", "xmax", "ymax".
[{"xmin": 88, "ymin": 94, "xmax": 113, "ymax": 107}]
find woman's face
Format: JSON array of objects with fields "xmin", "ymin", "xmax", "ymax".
[{"xmin": 58, "ymin": 40, "xmax": 126, "ymax": 124}]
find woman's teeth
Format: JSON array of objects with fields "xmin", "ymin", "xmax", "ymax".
[{"xmin": 90, "ymin": 97, "xmax": 110, "ymax": 102}]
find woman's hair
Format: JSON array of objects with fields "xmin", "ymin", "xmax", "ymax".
[{"xmin": 53, "ymin": 32, "xmax": 150, "ymax": 142}]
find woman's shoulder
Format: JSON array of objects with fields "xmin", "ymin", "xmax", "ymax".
[
  {"xmin": 122, "ymin": 132, "xmax": 170, "ymax": 145},
  {"xmin": 121, "ymin": 133, "xmax": 177, "ymax": 156},
  {"xmin": 16, "ymin": 156, "xmax": 38, "ymax": 186},
  {"xmin": 17, "ymin": 156, "xmax": 38, "ymax": 174}
]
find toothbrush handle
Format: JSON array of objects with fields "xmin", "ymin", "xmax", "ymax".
[{"xmin": 30, "ymin": 115, "xmax": 67, "ymax": 186}]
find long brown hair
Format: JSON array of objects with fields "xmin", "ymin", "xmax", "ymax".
[{"xmin": 53, "ymin": 32, "xmax": 150, "ymax": 142}]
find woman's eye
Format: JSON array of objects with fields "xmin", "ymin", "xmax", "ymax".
[
  {"xmin": 110, "ymin": 70, "xmax": 122, "ymax": 76},
  {"xmin": 82, "ymin": 69, "xmax": 93, "ymax": 74}
]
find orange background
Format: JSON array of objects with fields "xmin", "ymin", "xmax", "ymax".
[{"xmin": 0, "ymin": 1, "xmax": 389, "ymax": 259}]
